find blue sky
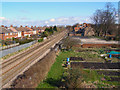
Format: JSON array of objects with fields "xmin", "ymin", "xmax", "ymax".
[{"xmin": 0, "ymin": 2, "xmax": 118, "ymax": 26}]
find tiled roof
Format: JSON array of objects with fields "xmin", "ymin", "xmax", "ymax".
[
  {"xmin": 31, "ymin": 26, "xmax": 40, "ymax": 30},
  {"xmin": 10, "ymin": 27, "xmax": 18, "ymax": 32},
  {"xmin": 0, "ymin": 27, "xmax": 13, "ymax": 34},
  {"xmin": 16, "ymin": 27, "xmax": 31, "ymax": 32}
]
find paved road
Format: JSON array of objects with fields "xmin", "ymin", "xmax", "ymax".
[{"xmin": 0, "ymin": 30, "xmax": 67, "ymax": 88}]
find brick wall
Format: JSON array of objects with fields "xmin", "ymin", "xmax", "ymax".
[
  {"xmin": 73, "ymin": 44, "xmax": 120, "ymax": 48},
  {"xmin": 82, "ymin": 44, "xmax": 120, "ymax": 48},
  {"xmin": 0, "ymin": 33, "xmax": 18, "ymax": 40}
]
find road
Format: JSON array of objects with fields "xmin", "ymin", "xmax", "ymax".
[{"xmin": 0, "ymin": 30, "xmax": 67, "ymax": 88}]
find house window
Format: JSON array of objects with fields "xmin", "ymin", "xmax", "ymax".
[
  {"xmin": 5, "ymin": 33, "xmax": 8, "ymax": 36},
  {"xmin": 10, "ymin": 33, "xmax": 12, "ymax": 35}
]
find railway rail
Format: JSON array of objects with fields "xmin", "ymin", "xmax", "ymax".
[{"xmin": 0, "ymin": 31, "xmax": 67, "ymax": 88}]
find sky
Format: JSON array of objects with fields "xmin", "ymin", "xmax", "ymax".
[{"xmin": 0, "ymin": 2, "xmax": 119, "ymax": 26}]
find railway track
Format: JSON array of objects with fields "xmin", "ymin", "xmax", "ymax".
[
  {"xmin": 1, "ymin": 31, "xmax": 67, "ymax": 88},
  {"xmin": 1, "ymin": 34, "xmax": 58, "ymax": 69}
]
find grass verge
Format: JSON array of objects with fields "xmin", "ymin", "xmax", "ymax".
[{"xmin": 37, "ymin": 52, "xmax": 65, "ymax": 88}]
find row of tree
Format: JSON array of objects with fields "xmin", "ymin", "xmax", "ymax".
[
  {"xmin": 91, "ymin": 3, "xmax": 119, "ymax": 37},
  {"xmin": 41, "ymin": 26, "xmax": 57, "ymax": 37}
]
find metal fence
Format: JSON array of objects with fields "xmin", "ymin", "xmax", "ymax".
[{"xmin": 0, "ymin": 41, "xmax": 37, "ymax": 58}]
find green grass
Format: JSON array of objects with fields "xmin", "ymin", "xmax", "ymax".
[
  {"xmin": 37, "ymin": 49, "xmax": 119, "ymax": 88},
  {"xmin": 83, "ymin": 69, "xmax": 120, "ymax": 87},
  {"xmin": 37, "ymin": 51, "xmax": 69, "ymax": 88},
  {"xmin": 37, "ymin": 50, "xmax": 104, "ymax": 88}
]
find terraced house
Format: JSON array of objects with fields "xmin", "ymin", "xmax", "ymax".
[
  {"xmin": 31, "ymin": 26, "xmax": 41, "ymax": 34},
  {"xmin": 10, "ymin": 25, "xmax": 22, "ymax": 38},
  {"xmin": 0, "ymin": 25, "xmax": 46, "ymax": 40},
  {"xmin": 0, "ymin": 25, "xmax": 19, "ymax": 40},
  {"xmin": 16, "ymin": 25, "xmax": 31, "ymax": 37}
]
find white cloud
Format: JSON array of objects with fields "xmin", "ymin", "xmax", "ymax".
[
  {"xmin": 50, "ymin": 18, "xmax": 55, "ymax": 22},
  {"xmin": 0, "ymin": 17, "xmax": 6, "ymax": 20},
  {"xmin": 45, "ymin": 21, "xmax": 49, "ymax": 24},
  {"xmin": 1, "ymin": 16, "xmax": 92, "ymax": 26}
]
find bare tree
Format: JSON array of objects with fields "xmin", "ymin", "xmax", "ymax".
[
  {"xmin": 91, "ymin": 9, "xmax": 104, "ymax": 36},
  {"xmin": 62, "ymin": 37, "xmax": 80, "ymax": 50},
  {"xmin": 91, "ymin": 2, "xmax": 117, "ymax": 37},
  {"xmin": 103, "ymin": 3, "xmax": 117, "ymax": 36}
]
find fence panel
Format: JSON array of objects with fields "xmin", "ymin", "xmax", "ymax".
[{"xmin": 0, "ymin": 41, "xmax": 37, "ymax": 58}]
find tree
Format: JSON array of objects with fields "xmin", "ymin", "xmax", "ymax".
[
  {"xmin": 62, "ymin": 37, "xmax": 80, "ymax": 50},
  {"xmin": 103, "ymin": 3, "xmax": 117, "ymax": 36},
  {"xmin": 91, "ymin": 9, "xmax": 104, "ymax": 36},
  {"xmin": 41, "ymin": 31, "xmax": 48, "ymax": 38},
  {"xmin": 45, "ymin": 28, "xmax": 50, "ymax": 32},
  {"xmin": 45, "ymin": 27, "xmax": 53, "ymax": 35},
  {"xmin": 50, "ymin": 27, "xmax": 53, "ymax": 34},
  {"xmin": 53, "ymin": 26, "xmax": 57, "ymax": 31},
  {"xmin": 91, "ymin": 3, "xmax": 117, "ymax": 37},
  {"xmin": 66, "ymin": 25, "xmax": 73, "ymax": 32}
]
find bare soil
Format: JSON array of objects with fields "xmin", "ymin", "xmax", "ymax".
[
  {"xmin": 71, "ymin": 62, "xmax": 120, "ymax": 69},
  {"xmin": 97, "ymin": 71, "xmax": 120, "ymax": 76},
  {"xmin": 70, "ymin": 57, "xmax": 84, "ymax": 61}
]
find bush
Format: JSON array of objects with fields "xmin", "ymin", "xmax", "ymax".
[
  {"xmin": 38, "ymin": 38, "xmax": 43, "ymax": 42},
  {"xmin": 19, "ymin": 39, "xmax": 34, "ymax": 45},
  {"xmin": 41, "ymin": 31, "xmax": 48, "ymax": 38},
  {"xmin": 64, "ymin": 68, "xmax": 85, "ymax": 88}
]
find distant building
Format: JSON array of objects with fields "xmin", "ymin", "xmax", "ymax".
[
  {"xmin": 70, "ymin": 23, "xmax": 95, "ymax": 36},
  {"xmin": 0, "ymin": 25, "xmax": 46, "ymax": 40}
]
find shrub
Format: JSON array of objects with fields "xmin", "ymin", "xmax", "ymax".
[
  {"xmin": 64, "ymin": 68, "xmax": 85, "ymax": 88},
  {"xmin": 41, "ymin": 31, "xmax": 48, "ymax": 38},
  {"xmin": 18, "ymin": 39, "xmax": 34, "ymax": 45},
  {"xmin": 38, "ymin": 38, "xmax": 43, "ymax": 42}
]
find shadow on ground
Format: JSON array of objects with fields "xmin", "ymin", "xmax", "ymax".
[{"xmin": 43, "ymin": 77, "xmax": 62, "ymax": 87}]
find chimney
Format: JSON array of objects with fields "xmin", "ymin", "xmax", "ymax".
[
  {"xmin": 10, "ymin": 25, "xmax": 13, "ymax": 27},
  {"xmin": 1, "ymin": 25, "xmax": 4, "ymax": 27},
  {"xmin": 31, "ymin": 26, "xmax": 33, "ymax": 29},
  {"xmin": 5, "ymin": 26, "xmax": 7, "ymax": 29}
]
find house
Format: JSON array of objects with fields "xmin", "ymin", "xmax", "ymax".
[
  {"xmin": 0, "ymin": 25, "xmax": 15, "ymax": 40},
  {"xmin": 16, "ymin": 25, "xmax": 31, "ymax": 37},
  {"xmin": 0, "ymin": 25, "xmax": 46, "ymax": 40},
  {"xmin": 72, "ymin": 23, "xmax": 95, "ymax": 36},
  {"xmin": 9, "ymin": 25, "xmax": 22, "ymax": 38},
  {"xmin": 39, "ymin": 27, "xmax": 45, "ymax": 33},
  {"xmin": 31, "ymin": 26, "xmax": 40, "ymax": 34},
  {"xmin": 84, "ymin": 27, "xmax": 95, "ymax": 36}
]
